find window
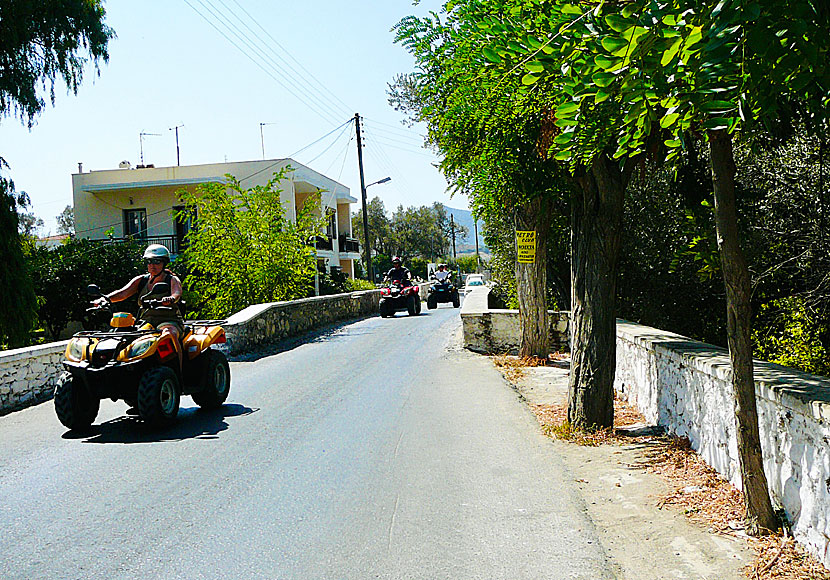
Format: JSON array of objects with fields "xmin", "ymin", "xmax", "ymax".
[
  {"xmin": 123, "ymin": 208, "xmax": 147, "ymax": 238},
  {"xmin": 173, "ymin": 205, "xmax": 197, "ymax": 251}
]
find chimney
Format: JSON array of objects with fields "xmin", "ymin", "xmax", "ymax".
[{"xmin": 78, "ymin": 162, "xmax": 83, "ymax": 174}]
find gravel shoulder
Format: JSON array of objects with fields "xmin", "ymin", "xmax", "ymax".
[{"xmin": 510, "ymin": 364, "xmax": 753, "ymax": 580}]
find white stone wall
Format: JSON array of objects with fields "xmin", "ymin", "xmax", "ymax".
[
  {"xmin": 460, "ymin": 286, "xmax": 570, "ymax": 354},
  {"xmin": 614, "ymin": 319, "xmax": 830, "ymax": 568},
  {"xmin": 0, "ymin": 341, "xmax": 68, "ymax": 415}
]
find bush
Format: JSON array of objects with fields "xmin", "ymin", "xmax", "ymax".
[
  {"xmin": 346, "ymin": 278, "xmax": 375, "ymax": 291},
  {"xmin": 27, "ymin": 238, "xmax": 144, "ymax": 340},
  {"xmin": 753, "ymin": 296, "xmax": 830, "ymax": 376}
]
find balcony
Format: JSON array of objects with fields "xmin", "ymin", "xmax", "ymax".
[
  {"xmin": 91, "ymin": 234, "xmax": 183, "ymax": 255},
  {"xmin": 309, "ymin": 235, "xmax": 333, "ymax": 251},
  {"xmin": 338, "ymin": 235, "xmax": 360, "ymax": 253}
]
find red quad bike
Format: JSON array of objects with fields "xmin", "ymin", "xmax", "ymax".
[
  {"xmin": 55, "ymin": 282, "xmax": 231, "ymax": 430},
  {"xmin": 379, "ymin": 281, "xmax": 422, "ymax": 317}
]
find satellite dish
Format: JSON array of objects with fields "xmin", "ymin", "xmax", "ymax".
[{"xmin": 119, "ymin": 160, "xmax": 132, "ymax": 169}]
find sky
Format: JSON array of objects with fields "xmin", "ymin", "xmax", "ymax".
[{"xmin": 1, "ymin": 0, "xmax": 464, "ymax": 236}]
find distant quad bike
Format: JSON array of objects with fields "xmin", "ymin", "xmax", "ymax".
[
  {"xmin": 427, "ymin": 279, "xmax": 460, "ymax": 310},
  {"xmin": 55, "ymin": 283, "xmax": 231, "ymax": 430},
  {"xmin": 379, "ymin": 281, "xmax": 422, "ymax": 317}
]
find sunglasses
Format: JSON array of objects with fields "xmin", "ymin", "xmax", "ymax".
[{"xmin": 145, "ymin": 259, "xmax": 164, "ymax": 265}]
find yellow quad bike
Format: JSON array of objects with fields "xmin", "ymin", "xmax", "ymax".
[{"xmin": 55, "ymin": 283, "xmax": 231, "ymax": 430}]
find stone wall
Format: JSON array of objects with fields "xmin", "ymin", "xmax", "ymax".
[
  {"xmin": 460, "ymin": 286, "xmax": 570, "ymax": 354},
  {"xmin": 221, "ymin": 289, "xmax": 381, "ymax": 355},
  {"xmin": 614, "ymin": 319, "xmax": 830, "ymax": 569},
  {"xmin": 0, "ymin": 285, "xmax": 429, "ymax": 414},
  {"xmin": 0, "ymin": 341, "xmax": 69, "ymax": 416}
]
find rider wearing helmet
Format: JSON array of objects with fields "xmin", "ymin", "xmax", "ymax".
[
  {"xmin": 94, "ymin": 244, "xmax": 184, "ymax": 339},
  {"xmin": 385, "ymin": 256, "xmax": 412, "ymax": 286},
  {"xmin": 432, "ymin": 263, "xmax": 451, "ymax": 283}
]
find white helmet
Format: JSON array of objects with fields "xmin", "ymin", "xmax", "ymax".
[{"xmin": 143, "ymin": 244, "xmax": 170, "ymax": 264}]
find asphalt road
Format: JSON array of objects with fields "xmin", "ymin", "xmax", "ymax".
[{"xmin": 0, "ymin": 304, "xmax": 613, "ymax": 580}]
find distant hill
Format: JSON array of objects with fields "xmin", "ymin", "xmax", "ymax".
[{"xmin": 444, "ymin": 205, "xmax": 488, "ymax": 254}]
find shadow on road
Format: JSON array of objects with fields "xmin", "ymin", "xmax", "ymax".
[{"xmin": 61, "ymin": 403, "xmax": 258, "ymax": 444}]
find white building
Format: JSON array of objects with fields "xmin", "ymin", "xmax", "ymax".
[{"xmin": 72, "ymin": 158, "xmax": 361, "ymax": 277}]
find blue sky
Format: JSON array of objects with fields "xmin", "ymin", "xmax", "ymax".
[{"xmin": 1, "ymin": 0, "xmax": 463, "ymax": 234}]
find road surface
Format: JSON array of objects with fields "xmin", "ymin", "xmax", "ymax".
[{"xmin": 0, "ymin": 304, "xmax": 613, "ymax": 579}]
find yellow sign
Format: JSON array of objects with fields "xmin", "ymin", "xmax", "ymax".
[{"xmin": 516, "ymin": 230, "xmax": 536, "ymax": 263}]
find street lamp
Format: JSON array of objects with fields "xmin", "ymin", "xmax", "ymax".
[{"xmin": 361, "ymin": 176, "xmax": 391, "ymax": 283}]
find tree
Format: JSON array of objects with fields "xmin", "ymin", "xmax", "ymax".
[
  {"xmin": 0, "ymin": 168, "xmax": 36, "ymax": 346},
  {"xmin": 0, "ymin": 0, "xmax": 113, "ymax": 347},
  {"xmin": 503, "ymin": 0, "xmax": 829, "ymax": 535},
  {"xmin": 27, "ymin": 238, "xmax": 142, "ymax": 340},
  {"xmin": 393, "ymin": 10, "xmax": 571, "ymax": 358},
  {"xmin": 15, "ymin": 191, "xmax": 42, "ymax": 240},
  {"xmin": 177, "ymin": 169, "xmax": 321, "ymax": 318},
  {"xmin": 56, "ymin": 205, "xmax": 74, "ymax": 235}
]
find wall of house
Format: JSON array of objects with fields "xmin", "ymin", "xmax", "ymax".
[{"xmin": 73, "ymin": 160, "xmax": 299, "ymax": 240}]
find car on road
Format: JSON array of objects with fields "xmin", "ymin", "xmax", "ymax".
[{"xmin": 464, "ymin": 274, "xmax": 486, "ymax": 294}]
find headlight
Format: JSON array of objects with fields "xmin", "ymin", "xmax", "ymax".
[
  {"xmin": 124, "ymin": 338, "xmax": 155, "ymax": 359},
  {"xmin": 66, "ymin": 338, "xmax": 89, "ymax": 362}
]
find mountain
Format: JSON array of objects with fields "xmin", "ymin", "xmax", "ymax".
[{"xmin": 443, "ymin": 205, "xmax": 489, "ymax": 255}]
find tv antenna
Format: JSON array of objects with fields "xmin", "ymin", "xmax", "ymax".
[
  {"xmin": 260, "ymin": 122, "xmax": 276, "ymax": 159},
  {"xmin": 139, "ymin": 132, "xmax": 161, "ymax": 165}
]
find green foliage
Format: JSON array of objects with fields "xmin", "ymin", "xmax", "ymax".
[
  {"xmin": 346, "ymin": 278, "xmax": 375, "ymax": 291},
  {"xmin": 353, "ymin": 199, "xmax": 464, "ymax": 262},
  {"xmin": 26, "ymin": 238, "xmax": 143, "ymax": 340},
  {"xmin": 177, "ymin": 170, "xmax": 320, "ymax": 318},
  {"xmin": 454, "ymin": 255, "xmax": 478, "ymax": 273},
  {"xmin": 56, "ymin": 205, "xmax": 74, "ymax": 235},
  {"xmin": 317, "ymin": 268, "xmax": 350, "ymax": 296},
  {"xmin": 753, "ymin": 297, "xmax": 830, "ymax": 376},
  {"xmin": 0, "ymin": 0, "xmax": 114, "ymax": 127},
  {"xmin": 0, "ymin": 177, "xmax": 37, "ymax": 347}
]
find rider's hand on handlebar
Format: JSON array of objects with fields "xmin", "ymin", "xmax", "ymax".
[{"xmin": 160, "ymin": 296, "xmax": 176, "ymax": 305}]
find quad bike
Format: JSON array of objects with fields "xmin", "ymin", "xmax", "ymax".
[
  {"xmin": 55, "ymin": 283, "xmax": 231, "ymax": 430},
  {"xmin": 426, "ymin": 278, "xmax": 460, "ymax": 310},
  {"xmin": 379, "ymin": 280, "xmax": 421, "ymax": 317}
]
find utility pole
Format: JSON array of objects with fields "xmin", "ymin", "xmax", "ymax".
[
  {"xmin": 169, "ymin": 125, "xmax": 183, "ymax": 166},
  {"xmin": 474, "ymin": 217, "xmax": 480, "ymax": 270},
  {"xmin": 450, "ymin": 214, "xmax": 458, "ymax": 261},
  {"xmin": 355, "ymin": 113, "xmax": 372, "ymax": 282}
]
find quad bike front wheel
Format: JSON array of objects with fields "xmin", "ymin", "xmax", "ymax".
[
  {"xmin": 452, "ymin": 292, "xmax": 460, "ymax": 308},
  {"xmin": 407, "ymin": 295, "xmax": 419, "ymax": 316},
  {"xmin": 138, "ymin": 367, "xmax": 181, "ymax": 426},
  {"xmin": 192, "ymin": 349, "xmax": 231, "ymax": 409},
  {"xmin": 54, "ymin": 371, "xmax": 100, "ymax": 430},
  {"xmin": 427, "ymin": 294, "xmax": 437, "ymax": 310}
]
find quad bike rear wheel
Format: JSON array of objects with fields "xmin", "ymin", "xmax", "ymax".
[
  {"xmin": 192, "ymin": 349, "xmax": 231, "ymax": 409},
  {"xmin": 138, "ymin": 366, "xmax": 180, "ymax": 426},
  {"xmin": 54, "ymin": 371, "xmax": 100, "ymax": 430}
]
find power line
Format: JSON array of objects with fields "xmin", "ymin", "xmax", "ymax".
[{"xmin": 181, "ymin": 0, "xmax": 343, "ymax": 127}]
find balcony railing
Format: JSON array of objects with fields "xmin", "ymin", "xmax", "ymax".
[
  {"xmin": 309, "ymin": 235, "xmax": 333, "ymax": 251},
  {"xmin": 338, "ymin": 235, "xmax": 360, "ymax": 253},
  {"xmin": 92, "ymin": 234, "xmax": 183, "ymax": 255}
]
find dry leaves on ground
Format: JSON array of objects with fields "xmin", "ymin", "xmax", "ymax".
[{"xmin": 492, "ymin": 356, "xmax": 830, "ymax": 579}]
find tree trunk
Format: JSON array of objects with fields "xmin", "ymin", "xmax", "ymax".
[
  {"xmin": 708, "ymin": 130, "xmax": 777, "ymax": 536},
  {"xmin": 515, "ymin": 196, "xmax": 551, "ymax": 358},
  {"xmin": 568, "ymin": 155, "xmax": 626, "ymax": 430}
]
